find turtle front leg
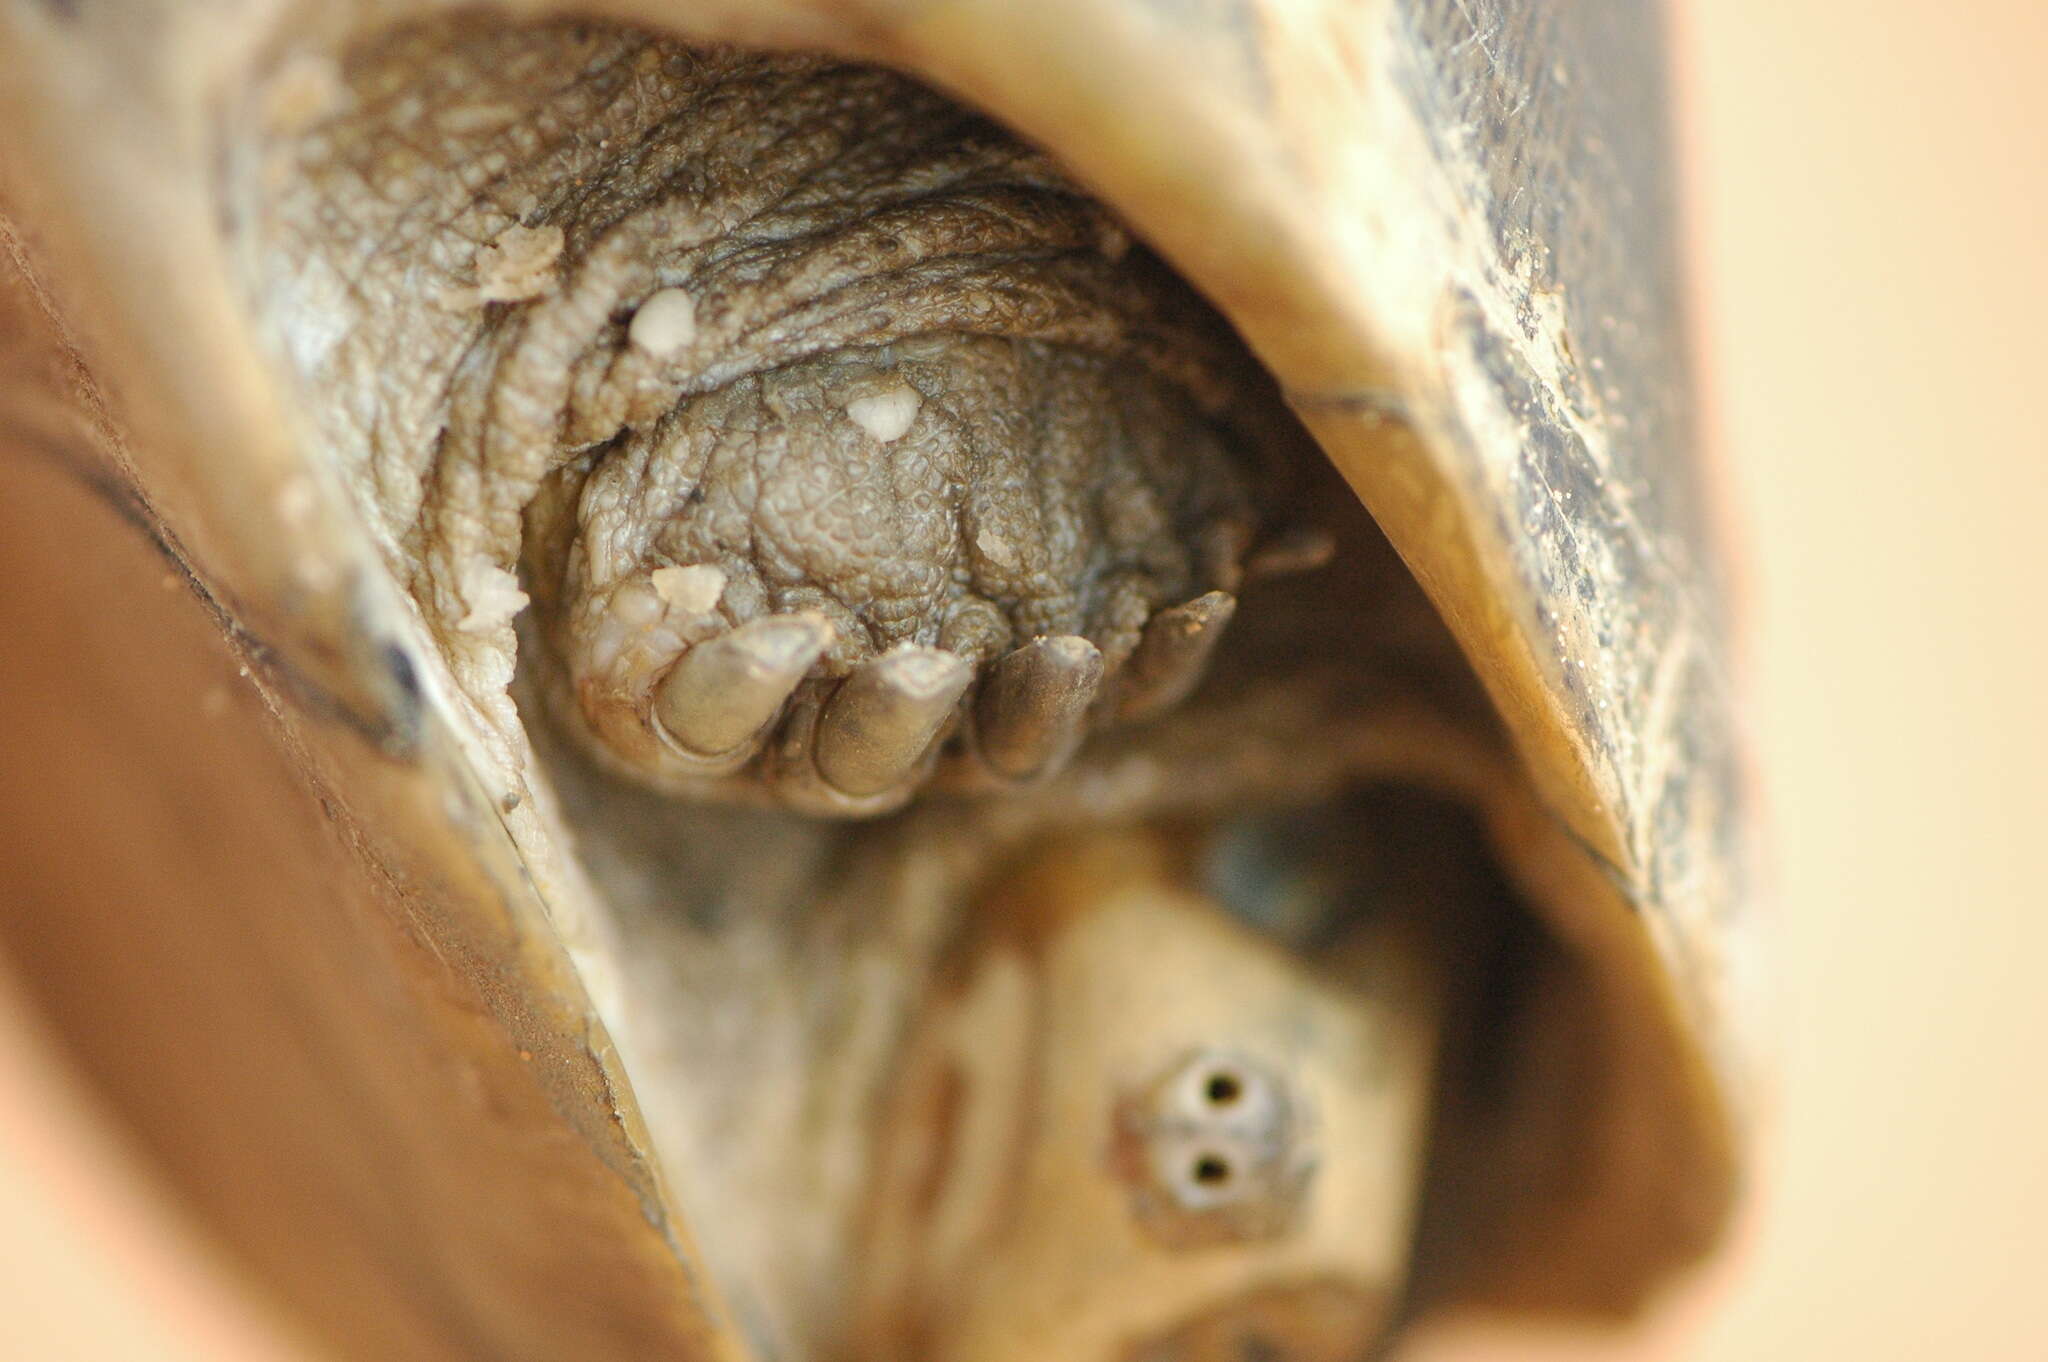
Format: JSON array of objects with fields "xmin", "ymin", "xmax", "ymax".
[
  {"xmin": 526, "ymin": 333, "xmax": 1260, "ymax": 815},
  {"xmin": 234, "ymin": 25, "xmax": 1288, "ymax": 815}
]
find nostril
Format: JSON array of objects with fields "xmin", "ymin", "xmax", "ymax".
[
  {"xmin": 1119, "ymin": 1049, "xmax": 1314, "ymax": 1247},
  {"xmin": 1203, "ymin": 1070, "xmax": 1243, "ymax": 1106}
]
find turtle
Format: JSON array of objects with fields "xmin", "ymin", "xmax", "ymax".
[{"xmin": 0, "ymin": 2, "xmax": 1757, "ymax": 1360}]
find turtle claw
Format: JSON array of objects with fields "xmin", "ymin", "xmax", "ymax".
[
  {"xmin": 565, "ymin": 571, "xmax": 1240, "ymax": 808},
  {"xmin": 652, "ymin": 612, "xmax": 834, "ymax": 766},
  {"xmin": 975, "ymin": 635, "xmax": 1103, "ymax": 781},
  {"xmin": 815, "ymin": 646, "xmax": 975, "ymax": 798},
  {"xmin": 1117, "ymin": 590, "xmax": 1237, "ymax": 720}
]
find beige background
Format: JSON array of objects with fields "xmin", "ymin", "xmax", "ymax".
[
  {"xmin": 1682, "ymin": 0, "xmax": 2048, "ymax": 1355},
  {"xmin": 3, "ymin": 0, "xmax": 2046, "ymax": 1357}
]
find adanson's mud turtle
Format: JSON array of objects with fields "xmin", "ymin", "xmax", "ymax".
[{"xmin": 0, "ymin": 2, "xmax": 1757, "ymax": 1358}]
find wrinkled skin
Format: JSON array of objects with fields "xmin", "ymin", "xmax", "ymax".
[{"xmin": 238, "ymin": 27, "xmax": 1290, "ymax": 812}]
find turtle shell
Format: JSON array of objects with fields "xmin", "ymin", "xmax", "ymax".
[{"xmin": 0, "ymin": 0, "xmax": 1753, "ymax": 1356}]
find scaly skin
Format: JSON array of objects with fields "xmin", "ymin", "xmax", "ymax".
[{"xmin": 237, "ymin": 22, "xmax": 1295, "ymax": 812}]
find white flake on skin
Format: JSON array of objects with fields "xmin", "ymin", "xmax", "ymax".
[
  {"xmin": 652, "ymin": 564, "xmax": 725, "ymax": 615},
  {"xmin": 628, "ymin": 287, "xmax": 699, "ymax": 357},
  {"xmin": 455, "ymin": 559, "xmax": 529, "ymax": 632},
  {"xmin": 472, "ymin": 224, "xmax": 564, "ymax": 304},
  {"xmin": 845, "ymin": 382, "xmax": 922, "ymax": 443}
]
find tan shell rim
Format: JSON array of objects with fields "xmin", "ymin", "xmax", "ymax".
[{"xmin": 0, "ymin": 0, "xmax": 1751, "ymax": 1336}]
